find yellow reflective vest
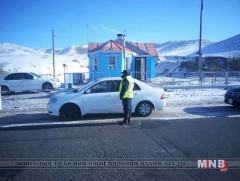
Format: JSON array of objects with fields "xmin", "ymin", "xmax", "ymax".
[{"xmin": 119, "ymin": 76, "xmax": 134, "ymax": 98}]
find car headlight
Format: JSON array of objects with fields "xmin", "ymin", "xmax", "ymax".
[
  {"xmin": 48, "ymin": 97, "xmax": 58, "ymax": 105},
  {"xmin": 52, "ymin": 78, "xmax": 60, "ymax": 82}
]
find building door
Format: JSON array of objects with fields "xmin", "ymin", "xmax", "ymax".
[{"xmin": 134, "ymin": 57, "xmax": 146, "ymax": 81}]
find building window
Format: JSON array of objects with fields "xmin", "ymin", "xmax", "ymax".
[
  {"xmin": 126, "ymin": 57, "xmax": 131, "ymax": 70},
  {"xmin": 92, "ymin": 58, "xmax": 98, "ymax": 70},
  {"xmin": 109, "ymin": 57, "xmax": 116, "ymax": 69}
]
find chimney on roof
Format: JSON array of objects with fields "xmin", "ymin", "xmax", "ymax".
[{"xmin": 117, "ymin": 34, "xmax": 124, "ymax": 39}]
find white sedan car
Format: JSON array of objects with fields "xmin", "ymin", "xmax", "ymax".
[
  {"xmin": 47, "ymin": 77, "xmax": 166, "ymax": 121},
  {"xmin": 0, "ymin": 72, "xmax": 61, "ymax": 94}
]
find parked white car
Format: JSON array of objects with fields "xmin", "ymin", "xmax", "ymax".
[
  {"xmin": 0, "ymin": 72, "xmax": 61, "ymax": 94},
  {"xmin": 47, "ymin": 77, "xmax": 166, "ymax": 121}
]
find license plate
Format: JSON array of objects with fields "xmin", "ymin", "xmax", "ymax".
[{"xmin": 228, "ymin": 99, "xmax": 233, "ymax": 104}]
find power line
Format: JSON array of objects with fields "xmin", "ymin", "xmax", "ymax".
[
  {"xmin": 117, "ymin": 1, "xmax": 172, "ymax": 28},
  {"xmin": 125, "ymin": 0, "xmax": 193, "ymax": 32}
]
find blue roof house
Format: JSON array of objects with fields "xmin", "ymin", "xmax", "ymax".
[{"xmin": 88, "ymin": 35, "xmax": 158, "ymax": 81}]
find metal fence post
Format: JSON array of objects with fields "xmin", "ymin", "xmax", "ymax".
[
  {"xmin": 0, "ymin": 86, "xmax": 2, "ymax": 110},
  {"xmin": 225, "ymin": 71, "xmax": 229, "ymax": 87},
  {"xmin": 172, "ymin": 73, "xmax": 174, "ymax": 87}
]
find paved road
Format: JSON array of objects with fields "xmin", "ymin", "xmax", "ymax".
[
  {"xmin": 0, "ymin": 114, "xmax": 240, "ymax": 180},
  {"xmin": 1, "ymin": 91, "xmax": 240, "ymax": 180}
]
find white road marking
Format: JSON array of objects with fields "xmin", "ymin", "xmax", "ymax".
[{"xmin": 0, "ymin": 119, "xmax": 122, "ymax": 128}]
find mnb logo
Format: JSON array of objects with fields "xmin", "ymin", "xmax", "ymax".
[{"xmin": 197, "ymin": 160, "xmax": 228, "ymax": 172}]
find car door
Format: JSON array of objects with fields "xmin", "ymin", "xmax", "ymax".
[
  {"xmin": 20, "ymin": 73, "xmax": 39, "ymax": 91},
  {"xmin": 4, "ymin": 73, "xmax": 22, "ymax": 92},
  {"xmin": 82, "ymin": 80, "xmax": 115, "ymax": 114},
  {"xmin": 112, "ymin": 80, "xmax": 123, "ymax": 113},
  {"xmin": 112, "ymin": 80, "xmax": 141, "ymax": 113}
]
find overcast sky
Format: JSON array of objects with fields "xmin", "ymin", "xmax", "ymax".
[{"xmin": 0, "ymin": 0, "xmax": 239, "ymax": 48}]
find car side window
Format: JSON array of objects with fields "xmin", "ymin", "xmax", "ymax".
[
  {"xmin": 4, "ymin": 74, "xmax": 13, "ymax": 80},
  {"xmin": 114, "ymin": 80, "xmax": 141, "ymax": 92},
  {"xmin": 133, "ymin": 83, "xmax": 141, "ymax": 91},
  {"xmin": 22, "ymin": 73, "xmax": 34, "ymax": 80},
  {"xmin": 88, "ymin": 81, "xmax": 113, "ymax": 93},
  {"xmin": 4, "ymin": 73, "xmax": 21, "ymax": 80},
  {"xmin": 113, "ymin": 81, "xmax": 121, "ymax": 92}
]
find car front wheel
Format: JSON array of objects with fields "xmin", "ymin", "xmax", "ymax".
[
  {"xmin": 136, "ymin": 101, "xmax": 153, "ymax": 117},
  {"xmin": 42, "ymin": 82, "xmax": 53, "ymax": 91},
  {"xmin": 61, "ymin": 104, "xmax": 81, "ymax": 121}
]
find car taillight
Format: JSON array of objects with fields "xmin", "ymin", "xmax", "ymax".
[{"xmin": 160, "ymin": 92, "xmax": 165, "ymax": 100}]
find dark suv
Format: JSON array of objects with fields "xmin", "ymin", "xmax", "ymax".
[{"xmin": 225, "ymin": 87, "xmax": 240, "ymax": 106}]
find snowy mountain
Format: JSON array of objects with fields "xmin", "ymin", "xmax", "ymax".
[
  {"xmin": 35, "ymin": 48, "xmax": 62, "ymax": 55},
  {"xmin": 0, "ymin": 43, "xmax": 89, "ymax": 81},
  {"xmin": 35, "ymin": 45, "xmax": 88, "ymax": 55},
  {"xmin": 201, "ymin": 34, "xmax": 240, "ymax": 57},
  {"xmin": 0, "ymin": 43, "xmax": 43, "ymax": 55},
  {"xmin": 155, "ymin": 34, "xmax": 240, "ymax": 74},
  {"xmin": 58, "ymin": 46, "xmax": 88, "ymax": 55},
  {"xmin": 156, "ymin": 34, "xmax": 240, "ymax": 58},
  {"xmin": 156, "ymin": 40, "xmax": 213, "ymax": 57}
]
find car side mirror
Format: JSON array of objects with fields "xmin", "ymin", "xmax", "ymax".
[{"xmin": 85, "ymin": 89, "xmax": 91, "ymax": 94}]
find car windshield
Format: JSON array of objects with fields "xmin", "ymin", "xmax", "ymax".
[
  {"xmin": 30, "ymin": 72, "xmax": 42, "ymax": 78},
  {"xmin": 231, "ymin": 87, "xmax": 240, "ymax": 92},
  {"xmin": 73, "ymin": 80, "xmax": 98, "ymax": 93}
]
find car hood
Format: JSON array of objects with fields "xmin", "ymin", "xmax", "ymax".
[
  {"xmin": 52, "ymin": 89, "xmax": 82, "ymax": 98},
  {"xmin": 39, "ymin": 76, "xmax": 57, "ymax": 81}
]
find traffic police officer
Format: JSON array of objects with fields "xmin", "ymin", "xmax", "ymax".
[{"xmin": 119, "ymin": 70, "xmax": 134, "ymax": 125}]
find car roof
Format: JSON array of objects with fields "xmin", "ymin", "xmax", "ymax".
[
  {"xmin": 96, "ymin": 77, "xmax": 153, "ymax": 89},
  {"xmin": 229, "ymin": 86, "xmax": 240, "ymax": 91},
  {"xmin": 97, "ymin": 77, "xmax": 122, "ymax": 81},
  {"xmin": 3, "ymin": 72, "xmax": 35, "ymax": 75}
]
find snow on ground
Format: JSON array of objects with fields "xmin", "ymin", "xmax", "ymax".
[
  {"xmin": 1, "ymin": 88, "xmax": 239, "ymax": 121},
  {"xmin": 165, "ymin": 88, "xmax": 226, "ymax": 107}
]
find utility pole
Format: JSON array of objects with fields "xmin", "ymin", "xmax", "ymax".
[
  {"xmin": 225, "ymin": 56, "xmax": 230, "ymax": 86},
  {"xmin": 198, "ymin": 0, "xmax": 203, "ymax": 86},
  {"xmin": 52, "ymin": 29, "xmax": 56, "ymax": 79},
  {"xmin": 123, "ymin": 30, "xmax": 126, "ymax": 70},
  {"xmin": 87, "ymin": 24, "xmax": 89, "ymax": 45},
  {"xmin": 87, "ymin": 24, "xmax": 90, "ymax": 52}
]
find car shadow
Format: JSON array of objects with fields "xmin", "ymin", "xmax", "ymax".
[
  {"xmin": 1, "ymin": 91, "xmax": 51, "ymax": 99},
  {"xmin": 27, "ymin": 94, "xmax": 50, "ymax": 99},
  {"xmin": 184, "ymin": 105, "xmax": 240, "ymax": 117},
  {"xmin": 82, "ymin": 113, "xmax": 124, "ymax": 120},
  {"xmin": 0, "ymin": 113, "xmax": 127, "ymax": 131},
  {"xmin": 1, "ymin": 91, "xmax": 40, "ymax": 96}
]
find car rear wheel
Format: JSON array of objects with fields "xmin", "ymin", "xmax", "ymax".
[
  {"xmin": 1, "ymin": 85, "xmax": 10, "ymax": 95},
  {"xmin": 42, "ymin": 82, "xmax": 53, "ymax": 91},
  {"xmin": 136, "ymin": 101, "xmax": 153, "ymax": 117},
  {"xmin": 61, "ymin": 104, "xmax": 80, "ymax": 121},
  {"xmin": 233, "ymin": 101, "xmax": 240, "ymax": 107}
]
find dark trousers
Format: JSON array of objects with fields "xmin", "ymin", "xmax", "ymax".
[{"xmin": 122, "ymin": 98, "xmax": 132, "ymax": 117}]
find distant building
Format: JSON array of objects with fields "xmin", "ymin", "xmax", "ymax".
[{"xmin": 88, "ymin": 35, "xmax": 158, "ymax": 81}]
